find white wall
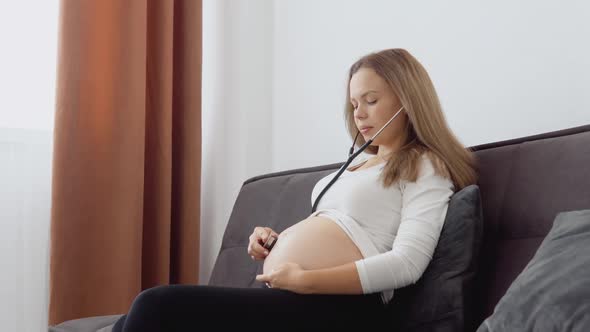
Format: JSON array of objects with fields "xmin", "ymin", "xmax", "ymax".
[
  {"xmin": 201, "ymin": 0, "xmax": 590, "ymax": 284},
  {"xmin": 0, "ymin": 2, "xmax": 58, "ymax": 131}
]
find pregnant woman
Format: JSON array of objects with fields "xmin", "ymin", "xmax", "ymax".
[{"xmin": 113, "ymin": 48, "xmax": 477, "ymax": 331}]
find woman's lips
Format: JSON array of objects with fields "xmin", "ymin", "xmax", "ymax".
[{"xmin": 360, "ymin": 127, "xmax": 373, "ymax": 133}]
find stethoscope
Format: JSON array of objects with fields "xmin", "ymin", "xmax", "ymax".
[{"xmin": 310, "ymin": 106, "xmax": 405, "ymax": 214}]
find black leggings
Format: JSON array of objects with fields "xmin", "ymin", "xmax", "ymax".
[{"xmin": 112, "ymin": 284, "xmax": 390, "ymax": 331}]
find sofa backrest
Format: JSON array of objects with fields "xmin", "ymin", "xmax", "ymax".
[
  {"xmin": 469, "ymin": 124, "xmax": 590, "ymax": 328},
  {"xmin": 208, "ymin": 124, "xmax": 590, "ymax": 329}
]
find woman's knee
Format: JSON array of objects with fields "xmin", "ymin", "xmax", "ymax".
[
  {"xmin": 126, "ymin": 285, "xmax": 173, "ymax": 323},
  {"xmin": 129, "ymin": 285, "xmax": 170, "ymax": 314},
  {"xmin": 121, "ymin": 285, "xmax": 172, "ymax": 331}
]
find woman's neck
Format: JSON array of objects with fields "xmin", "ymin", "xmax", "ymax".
[{"xmin": 377, "ymin": 132, "xmax": 408, "ymax": 161}]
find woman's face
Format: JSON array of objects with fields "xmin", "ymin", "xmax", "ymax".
[{"xmin": 349, "ymin": 67, "xmax": 407, "ymax": 148}]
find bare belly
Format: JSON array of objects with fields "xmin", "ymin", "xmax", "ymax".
[{"xmin": 262, "ymin": 216, "xmax": 364, "ymax": 275}]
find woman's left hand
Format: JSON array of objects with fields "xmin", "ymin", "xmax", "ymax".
[{"xmin": 255, "ymin": 262, "xmax": 309, "ymax": 294}]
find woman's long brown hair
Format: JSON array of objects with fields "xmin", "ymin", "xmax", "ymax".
[{"xmin": 344, "ymin": 48, "xmax": 477, "ymax": 190}]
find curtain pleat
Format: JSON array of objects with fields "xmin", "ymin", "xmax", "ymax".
[{"xmin": 49, "ymin": 0, "xmax": 202, "ymax": 325}]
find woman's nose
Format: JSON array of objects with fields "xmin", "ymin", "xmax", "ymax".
[{"xmin": 354, "ymin": 107, "xmax": 367, "ymax": 119}]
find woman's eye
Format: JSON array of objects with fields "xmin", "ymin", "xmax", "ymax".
[{"xmin": 351, "ymin": 100, "xmax": 376, "ymax": 110}]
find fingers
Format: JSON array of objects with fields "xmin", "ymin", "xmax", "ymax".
[
  {"xmin": 247, "ymin": 227, "xmax": 272, "ymax": 260},
  {"xmin": 256, "ymin": 226, "xmax": 269, "ymax": 242},
  {"xmin": 248, "ymin": 242, "xmax": 269, "ymax": 260},
  {"xmin": 256, "ymin": 276, "xmax": 273, "ymax": 289},
  {"xmin": 258, "ymin": 227, "xmax": 279, "ymax": 242},
  {"xmin": 255, "ymin": 274, "xmax": 267, "ymax": 282},
  {"xmin": 255, "ymin": 272, "xmax": 273, "ymax": 288},
  {"xmin": 264, "ymin": 227, "xmax": 279, "ymax": 239},
  {"xmin": 256, "ymin": 270, "xmax": 276, "ymax": 289}
]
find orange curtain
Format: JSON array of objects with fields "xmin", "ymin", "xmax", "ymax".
[{"xmin": 49, "ymin": 0, "xmax": 202, "ymax": 326}]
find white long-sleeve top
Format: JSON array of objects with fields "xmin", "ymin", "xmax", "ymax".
[{"xmin": 309, "ymin": 153, "xmax": 454, "ymax": 304}]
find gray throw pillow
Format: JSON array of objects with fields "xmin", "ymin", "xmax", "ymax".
[
  {"xmin": 477, "ymin": 209, "xmax": 590, "ymax": 332},
  {"xmin": 387, "ymin": 184, "xmax": 484, "ymax": 332}
]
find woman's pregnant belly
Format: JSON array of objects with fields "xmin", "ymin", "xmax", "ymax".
[{"xmin": 262, "ymin": 215, "xmax": 364, "ymax": 275}]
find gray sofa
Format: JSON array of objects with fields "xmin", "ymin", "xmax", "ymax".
[{"xmin": 49, "ymin": 124, "xmax": 590, "ymax": 331}]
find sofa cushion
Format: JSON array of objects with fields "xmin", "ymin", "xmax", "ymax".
[
  {"xmin": 476, "ymin": 209, "xmax": 590, "ymax": 332},
  {"xmin": 470, "ymin": 127, "xmax": 590, "ymax": 325},
  {"xmin": 48, "ymin": 314, "xmax": 122, "ymax": 332},
  {"xmin": 387, "ymin": 184, "xmax": 484, "ymax": 331}
]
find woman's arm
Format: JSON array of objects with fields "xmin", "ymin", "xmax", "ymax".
[
  {"xmin": 300, "ymin": 262, "xmax": 364, "ymax": 295},
  {"xmin": 255, "ymin": 261, "xmax": 363, "ymax": 294},
  {"xmin": 354, "ymin": 155, "xmax": 454, "ymax": 294}
]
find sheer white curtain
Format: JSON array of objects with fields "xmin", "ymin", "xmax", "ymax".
[
  {"xmin": 200, "ymin": 0, "xmax": 274, "ymax": 284},
  {"xmin": 0, "ymin": 1, "xmax": 58, "ymax": 331}
]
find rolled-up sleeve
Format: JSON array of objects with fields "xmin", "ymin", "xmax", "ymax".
[{"xmin": 354, "ymin": 155, "xmax": 454, "ymax": 294}]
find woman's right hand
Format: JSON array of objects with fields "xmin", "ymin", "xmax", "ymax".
[{"xmin": 247, "ymin": 226, "xmax": 279, "ymax": 261}]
